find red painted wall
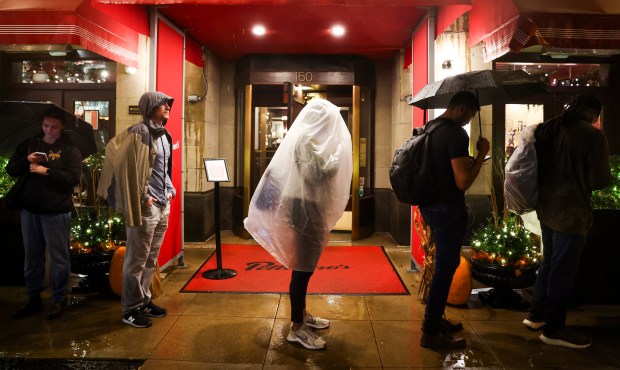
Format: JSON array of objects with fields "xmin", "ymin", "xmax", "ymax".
[
  {"xmin": 410, "ymin": 20, "xmax": 429, "ymax": 268},
  {"xmin": 156, "ymin": 19, "xmax": 184, "ymax": 266}
]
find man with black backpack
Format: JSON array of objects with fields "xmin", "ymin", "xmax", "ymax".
[
  {"xmin": 522, "ymin": 94, "xmax": 610, "ymax": 349},
  {"xmin": 418, "ymin": 91, "xmax": 490, "ymax": 349}
]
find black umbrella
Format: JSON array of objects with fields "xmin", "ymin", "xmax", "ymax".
[
  {"xmin": 0, "ymin": 101, "xmax": 98, "ymax": 159},
  {"xmin": 410, "ymin": 70, "xmax": 548, "ymax": 136}
]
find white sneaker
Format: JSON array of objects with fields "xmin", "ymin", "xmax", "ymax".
[
  {"xmin": 287, "ymin": 325, "xmax": 326, "ymax": 350},
  {"xmin": 522, "ymin": 317, "xmax": 545, "ymax": 330},
  {"xmin": 304, "ymin": 314, "xmax": 330, "ymax": 329}
]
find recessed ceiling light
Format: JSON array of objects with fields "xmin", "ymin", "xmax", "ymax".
[
  {"xmin": 331, "ymin": 25, "xmax": 345, "ymax": 37},
  {"xmin": 252, "ymin": 25, "xmax": 266, "ymax": 36}
]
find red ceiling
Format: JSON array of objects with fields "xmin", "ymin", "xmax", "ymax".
[{"xmin": 124, "ymin": 1, "xmax": 469, "ymax": 61}]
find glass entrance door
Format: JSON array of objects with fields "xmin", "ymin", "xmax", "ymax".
[{"xmin": 232, "ymin": 83, "xmax": 374, "ymax": 240}]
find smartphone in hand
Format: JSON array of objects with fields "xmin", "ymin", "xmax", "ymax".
[{"xmin": 34, "ymin": 152, "xmax": 48, "ymax": 161}]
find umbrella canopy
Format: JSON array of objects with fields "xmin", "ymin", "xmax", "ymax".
[
  {"xmin": 410, "ymin": 70, "xmax": 548, "ymax": 109},
  {"xmin": 0, "ymin": 101, "xmax": 98, "ymax": 159}
]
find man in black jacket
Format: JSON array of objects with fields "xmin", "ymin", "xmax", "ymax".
[
  {"xmin": 523, "ymin": 94, "xmax": 610, "ymax": 349},
  {"xmin": 6, "ymin": 106, "xmax": 82, "ymax": 320}
]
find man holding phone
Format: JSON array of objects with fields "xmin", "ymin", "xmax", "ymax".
[{"xmin": 5, "ymin": 105, "xmax": 82, "ymax": 320}]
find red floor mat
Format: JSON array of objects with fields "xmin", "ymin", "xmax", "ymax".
[{"xmin": 181, "ymin": 245, "xmax": 409, "ymax": 295}]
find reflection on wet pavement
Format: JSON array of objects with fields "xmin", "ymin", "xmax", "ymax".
[{"xmin": 0, "ymin": 231, "xmax": 618, "ymax": 369}]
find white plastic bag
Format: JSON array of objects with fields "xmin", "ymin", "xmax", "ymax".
[
  {"xmin": 244, "ymin": 99, "xmax": 353, "ymax": 272},
  {"xmin": 505, "ymin": 124, "xmax": 538, "ymax": 214}
]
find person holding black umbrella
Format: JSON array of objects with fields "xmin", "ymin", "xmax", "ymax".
[
  {"xmin": 5, "ymin": 105, "xmax": 82, "ymax": 320},
  {"xmin": 418, "ymin": 91, "xmax": 489, "ymax": 349}
]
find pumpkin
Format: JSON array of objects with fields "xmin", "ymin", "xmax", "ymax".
[
  {"xmin": 447, "ymin": 256, "xmax": 472, "ymax": 305},
  {"xmin": 108, "ymin": 246, "xmax": 126, "ymax": 296}
]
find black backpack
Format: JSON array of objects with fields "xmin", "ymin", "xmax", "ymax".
[{"xmin": 389, "ymin": 120, "xmax": 446, "ymax": 205}]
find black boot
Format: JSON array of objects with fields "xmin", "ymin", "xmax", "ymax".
[{"xmin": 12, "ymin": 297, "xmax": 43, "ymax": 319}]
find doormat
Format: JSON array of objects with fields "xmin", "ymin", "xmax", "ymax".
[{"xmin": 181, "ymin": 245, "xmax": 409, "ymax": 295}]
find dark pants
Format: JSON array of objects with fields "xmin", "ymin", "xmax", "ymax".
[
  {"xmin": 20, "ymin": 210, "xmax": 71, "ymax": 303},
  {"xmin": 289, "ymin": 270, "xmax": 314, "ymax": 323},
  {"xmin": 530, "ymin": 224, "xmax": 586, "ymax": 334},
  {"xmin": 419, "ymin": 204, "xmax": 468, "ymax": 335}
]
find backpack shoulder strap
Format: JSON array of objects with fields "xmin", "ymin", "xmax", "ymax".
[{"xmin": 424, "ymin": 118, "xmax": 449, "ymax": 134}]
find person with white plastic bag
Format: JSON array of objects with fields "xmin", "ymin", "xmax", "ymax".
[
  {"xmin": 504, "ymin": 124, "xmax": 539, "ymax": 214},
  {"xmin": 244, "ymin": 98, "xmax": 352, "ymax": 350}
]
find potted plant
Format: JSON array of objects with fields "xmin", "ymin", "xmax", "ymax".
[
  {"xmin": 70, "ymin": 151, "xmax": 125, "ymax": 292},
  {"xmin": 468, "ymin": 158, "xmax": 541, "ymax": 308}
]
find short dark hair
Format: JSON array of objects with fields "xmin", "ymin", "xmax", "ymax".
[
  {"xmin": 448, "ymin": 91, "xmax": 479, "ymax": 111},
  {"xmin": 562, "ymin": 94, "xmax": 602, "ymax": 124},
  {"xmin": 43, "ymin": 105, "xmax": 66, "ymax": 125}
]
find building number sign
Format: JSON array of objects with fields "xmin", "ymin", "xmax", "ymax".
[{"xmin": 296, "ymin": 72, "xmax": 313, "ymax": 83}]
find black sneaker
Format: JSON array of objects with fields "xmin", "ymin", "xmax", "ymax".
[
  {"xmin": 440, "ymin": 317, "xmax": 463, "ymax": 333},
  {"xmin": 420, "ymin": 332, "xmax": 466, "ymax": 349},
  {"xmin": 540, "ymin": 328, "xmax": 591, "ymax": 349},
  {"xmin": 12, "ymin": 298, "xmax": 43, "ymax": 319},
  {"xmin": 140, "ymin": 301, "xmax": 166, "ymax": 317},
  {"xmin": 122, "ymin": 310, "xmax": 152, "ymax": 328},
  {"xmin": 46, "ymin": 300, "xmax": 66, "ymax": 320}
]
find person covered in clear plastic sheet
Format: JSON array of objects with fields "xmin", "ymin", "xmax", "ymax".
[
  {"xmin": 97, "ymin": 91, "xmax": 176, "ymax": 328},
  {"xmin": 6, "ymin": 105, "xmax": 82, "ymax": 320},
  {"xmin": 244, "ymin": 98, "xmax": 352, "ymax": 350},
  {"xmin": 523, "ymin": 94, "xmax": 610, "ymax": 349}
]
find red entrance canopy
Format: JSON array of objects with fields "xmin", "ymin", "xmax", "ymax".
[
  {"xmin": 0, "ymin": 0, "xmax": 147, "ymax": 67},
  {"xmin": 470, "ymin": 0, "xmax": 620, "ymax": 62}
]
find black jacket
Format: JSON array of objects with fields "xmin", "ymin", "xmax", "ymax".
[{"xmin": 6, "ymin": 134, "xmax": 82, "ymax": 214}]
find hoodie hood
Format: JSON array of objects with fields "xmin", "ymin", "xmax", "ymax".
[{"xmin": 138, "ymin": 91, "xmax": 174, "ymax": 126}]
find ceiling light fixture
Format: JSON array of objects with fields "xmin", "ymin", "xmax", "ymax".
[
  {"xmin": 252, "ymin": 25, "xmax": 266, "ymax": 36},
  {"xmin": 331, "ymin": 25, "xmax": 345, "ymax": 37}
]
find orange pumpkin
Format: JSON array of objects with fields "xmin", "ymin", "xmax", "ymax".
[
  {"xmin": 447, "ymin": 256, "xmax": 472, "ymax": 305},
  {"xmin": 109, "ymin": 246, "xmax": 126, "ymax": 296}
]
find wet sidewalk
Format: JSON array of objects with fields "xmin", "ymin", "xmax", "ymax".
[{"xmin": 1, "ymin": 231, "xmax": 619, "ymax": 369}]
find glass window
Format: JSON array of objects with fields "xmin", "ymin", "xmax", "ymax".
[
  {"xmin": 505, "ymin": 104, "xmax": 544, "ymax": 158},
  {"xmin": 496, "ymin": 62, "xmax": 609, "ymax": 87},
  {"xmin": 74, "ymin": 100, "xmax": 111, "ymax": 144},
  {"xmin": 12, "ymin": 60, "xmax": 117, "ymax": 84}
]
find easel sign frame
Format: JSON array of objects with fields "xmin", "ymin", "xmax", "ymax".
[
  {"xmin": 203, "ymin": 158, "xmax": 230, "ymax": 182},
  {"xmin": 201, "ymin": 157, "xmax": 236, "ymax": 280}
]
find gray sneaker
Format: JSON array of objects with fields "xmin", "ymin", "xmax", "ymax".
[
  {"xmin": 287, "ymin": 325, "xmax": 326, "ymax": 350},
  {"xmin": 303, "ymin": 314, "xmax": 330, "ymax": 329},
  {"xmin": 540, "ymin": 328, "xmax": 591, "ymax": 349}
]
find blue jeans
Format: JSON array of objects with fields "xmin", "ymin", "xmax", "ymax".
[
  {"xmin": 20, "ymin": 209, "xmax": 71, "ymax": 303},
  {"xmin": 419, "ymin": 204, "xmax": 468, "ymax": 335},
  {"xmin": 530, "ymin": 224, "xmax": 586, "ymax": 334}
]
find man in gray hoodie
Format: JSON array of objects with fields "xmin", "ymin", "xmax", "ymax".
[{"xmin": 98, "ymin": 91, "xmax": 176, "ymax": 328}]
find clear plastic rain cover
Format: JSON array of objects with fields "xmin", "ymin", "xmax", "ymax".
[{"xmin": 244, "ymin": 99, "xmax": 352, "ymax": 272}]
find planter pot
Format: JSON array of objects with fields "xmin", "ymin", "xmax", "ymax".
[
  {"xmin": 0, "ymin": 199, "xmax": 25, "ymax": 286},
  {"xmin": 573, "ymin": 209, "xmax": 620, "ymax": 304},
  {"xmin": 71, "ymin": 251, "xmax": 114, "ymax": 293},
  {"xmin": 470, "ymin": 257, "xmax": 539, "ymax": 308}
]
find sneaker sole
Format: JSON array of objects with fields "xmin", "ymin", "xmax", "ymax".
[
  {"xmin": 523, "ymin": 318, "xmax": 545, "ymax": 330},
  {"xmin": 122, "ymin": 318, "xmax": 152, "ymax": 328},
  {"xmin": 142, "ymin": 311, "xmax": 166, "ymax": 318},
  {"xmin": 304, "ymin": 322, "xmax": 329, "ymax": 329},
  {"xmin": 286, "ymin": 335, "xmax": 326, "ymax": 350},
  {"xmin": 539, "ymin": 334, "xmax": 591, "ymax": 349}
]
